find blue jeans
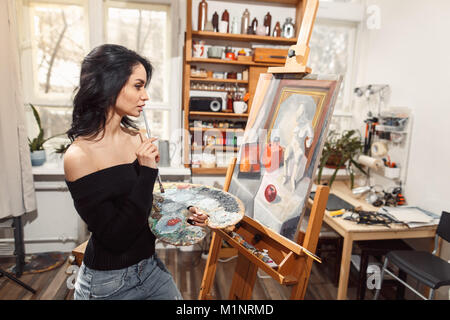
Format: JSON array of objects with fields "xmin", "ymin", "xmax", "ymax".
[{"xmin": 74, "ymin": 253, "xmax": 183, "ymax": 300}]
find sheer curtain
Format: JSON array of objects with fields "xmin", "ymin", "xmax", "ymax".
[{"xmin": 0, "ymin": 0, "xmax": 36, "ymax": 219}]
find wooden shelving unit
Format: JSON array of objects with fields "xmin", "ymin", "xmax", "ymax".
[{"xmin": 183, "ymin": 0, "xmax": 307, "ymax": 174}]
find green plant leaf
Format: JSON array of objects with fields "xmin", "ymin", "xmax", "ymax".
[
  {"xmin": 318, "ymin": 129, "xmax": 365, "ymax": 188},
  {"xmin": 27, "ymin": 103, "xmax": 66, "ymax": 152}
]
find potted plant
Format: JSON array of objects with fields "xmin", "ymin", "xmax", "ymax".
[
  {"xmin": 28, "ymin": 103, "xmax": 63, "ymax": 166},
  {"xmin": 317, "ymin": 129, "xmax": 367, "ymax": 188}
]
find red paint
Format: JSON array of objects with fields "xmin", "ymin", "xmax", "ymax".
[
  {"xmin": 167, "ymin": 218, "xmax": 181, "ymax": 226},
  {"xmin": 264, "ymin": 184, "xmax": 277, "ymax": 203}
]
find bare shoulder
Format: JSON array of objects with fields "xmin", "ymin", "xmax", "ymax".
[{"xmin": 63, "ymin": 141, "xmax": 96, "ymax": 182}]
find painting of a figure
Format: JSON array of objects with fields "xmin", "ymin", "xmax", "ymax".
[{"xmin": 228, "ymin": 74, "xmax": 341, "ymax": 241}]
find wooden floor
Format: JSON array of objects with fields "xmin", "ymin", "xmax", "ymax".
[{"xmin": 0, "ymin": 248, "xmax": 407, "ymax": 300}]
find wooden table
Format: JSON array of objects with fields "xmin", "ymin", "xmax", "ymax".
[{"xmin": 314, "ymin": 181, "xmax": 437, "ymax": 300}]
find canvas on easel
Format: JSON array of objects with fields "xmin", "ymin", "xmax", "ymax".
[{"xmin": 229, "ymin": 74, "xmax": 341, "ymax": 241}]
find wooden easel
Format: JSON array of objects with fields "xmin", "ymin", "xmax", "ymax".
[{"xmin": 198, "ymin": 1, "xmax": 329, "ymax": 300}]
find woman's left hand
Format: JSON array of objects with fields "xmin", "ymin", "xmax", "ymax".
[{"xmin": 187, "ymin": 206, "xmax": 208, "ymax": 227}]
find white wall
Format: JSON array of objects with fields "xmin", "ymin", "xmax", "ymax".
[
  {"xmin": 357, "ymin": 0, "xmax": 450, "ymax": 214},
  {"xmin": 356, "ymin": 0, "xmax": 450, "ymax": 299}
]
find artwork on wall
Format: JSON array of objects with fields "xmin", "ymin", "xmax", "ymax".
[
  {"xmin": 149, "ymin": 183, "xmax": 245, "ymax": 246},
  {"xmin": 228, "ymin": 73, "xmax": 342, "ymax": 241}
]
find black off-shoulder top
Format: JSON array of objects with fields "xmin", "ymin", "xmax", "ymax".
[{"xmin": 66, "ymin": 159, "xmax": 158, "ymax": 270}]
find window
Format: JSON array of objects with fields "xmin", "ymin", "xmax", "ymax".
[
  {"xmin": 309, "ymin": 21, "xmax": 356, "ymax": 114},
  {"xmin": 105, "ymin": 1, "xmax": 171, "ymax": 105},
  {"xmin": 19, "ymin": 0, "xmax": 88, "ymax": 105},
  {"xmin": 104, "ymin": 0, "xmax": 172, "ymax": 141},
  {"xmin": 310, "ymin": 0, "xmax": 364, "ymax": 132},
  {"xmin": 18, "ymin": 0, "xmax": 178, "ymax": 159}
]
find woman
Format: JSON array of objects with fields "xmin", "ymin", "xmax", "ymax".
[{"xmin": 64, "ymin": 44, "xmax": 207, "ymax": 300}]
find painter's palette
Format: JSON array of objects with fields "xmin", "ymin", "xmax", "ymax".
[{"xmin": 149, "ymin": 183, "xmax": 245, "ymax": 246}]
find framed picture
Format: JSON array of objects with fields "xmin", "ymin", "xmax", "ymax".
[{"xmin": 228, "ymin": 73, "xmax": 342, "ymax": 241}]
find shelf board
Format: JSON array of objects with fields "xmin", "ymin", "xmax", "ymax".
[
  {"xmin": 188, "ymin": 57, "xmax": 283, "ymax": 67},
  {"xmin": 192, "ymin": 145, "xmax": 239, "ymax": 152},
  {"xmin": 189, "ymin": 127, "xmax": 245, "ymax": 132},
  {"xmin": 192, "ymin": 30, "xmax": 298, "ymax": 45},
  {"xmin": 207, "ymin": 0, "xmax": 299, "ymax": 5},
  {"xmin": 189, "ymin": 88, "xmax": 242, "ymax": 93},
  {"xmin": 189, "ymin": 111, "xmax": 249, "ymax": 118},
  {"xmin": 191, "ymin": 167, "xmax": 228, "ymax": 175},
  {"xmin": 190, "ymin": 77, "xmax": 248, "ymax": 84}
]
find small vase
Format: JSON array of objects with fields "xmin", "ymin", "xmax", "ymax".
[{"xmin": 30, "ymin": 150, "xmax": 46, "ymax": 166}]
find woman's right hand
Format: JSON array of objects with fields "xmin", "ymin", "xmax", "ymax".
[{"xmin": 135, "ymin": 137, "xmax": 160, "ymax": 169}]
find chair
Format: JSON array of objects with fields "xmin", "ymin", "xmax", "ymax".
[
  {"xmin": 374, "ymin": 211, "xmax": 450, "ymax": 300},
  {"xmin": 354, "ymin": 239, "xmax": 412, "ymax": 300}
]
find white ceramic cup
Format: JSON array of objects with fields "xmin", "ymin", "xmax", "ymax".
[{"xmin": 233, "ymin": 101, "xmax": 248, "ymax": 114}]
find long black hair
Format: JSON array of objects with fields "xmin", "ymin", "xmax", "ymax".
[{"xmin": 67, "ymin": 44, "xmax": 152, "ymax": 142}]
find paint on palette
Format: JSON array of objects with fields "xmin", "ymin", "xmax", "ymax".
[{"xmin": 149, "ymin": 183, "xmax": 245, "ymax": 246}]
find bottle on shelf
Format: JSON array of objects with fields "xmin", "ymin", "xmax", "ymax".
[
  {"xmin": 272, "ymin": 21, "xmax": 281, "ymax": 37},
  {"xmin": 212, "ymin": 11, "xmax": 219, "ymax": 32},
  {"xmin": 250, "ymin": 18, "xmax": 258, "ymax": 35},
  {"xmin": 231, "ymin": 17, "xmax": 239, "ymax": 34},
  {"xmin": 264, "ymin": 12, "xmax": 272, "ymax": 36},
  {"xmin": 226, "ymin": 91, "xmax": 234, "ymax": 113},
  {"xmin": 221, "ymin": 9, "xmax": 230, "ymax": 33},
  {"xmin": 241, "ymin": 9, "xmax": 250, "ymax": 35},
  {"xmin": 198, "ymin": 0, "xmax": 208, "ymax": 31},
  {"xmin": 282, "ymin": 17, "xmax": 295, "ymax": 38}
]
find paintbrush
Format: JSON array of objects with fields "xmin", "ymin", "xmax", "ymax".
[
  {"xmin": 142, "ymin": 110, "xmax": 165, "ymax": 193},
  {"xmin": 300, "ymin": 247, "xmax": 322, "ymax": 264}
]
